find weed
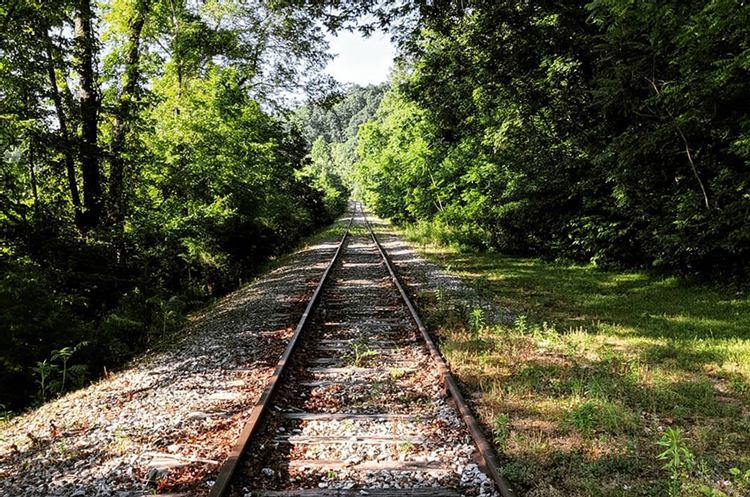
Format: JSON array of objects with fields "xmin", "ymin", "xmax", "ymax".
[
  {"xmin": 67, "ymin": 364, "xmax": 88, "ymax": 390},
  {"xmin": 370, "ymin": 381, "xmax": 382, "ymax": 398},
  {"xmin": 326, "ymin": 470, "xmax": 336, "ymax": 479},
  {"xmin": 389, "ymin": 367, "xmax": 406, "ymax": 381},
  {"xmin": 436, "ymin": 288, "xmax": 450, "ymax": 315},
  {"xmin": 656, "ymin": 427, "xmax": 694, "ymax": 497},
  {"xmin": 0, "ymin": 404, "xmax": 13, "ymax": 424},
  {"xmin": 566, "ymin": 401, "xmax": 598, "ymax": 436},
  {"xmin": 350, "ymin": 342, "xmax": 379, "ymax": 367},
  {"xmin": 728, "ymin": 467, "xmax": 750, "ymax": 494},
  {"xmin": 492, "ymin": 413, "xmax": 511, "ymax": 450},
  {"xmin": 600, "ymin": 402, "xmax": 637, "ymax": 435},
  {"xmin": 399, "ymin": 441, "xmax": 416, "ymax": 453},
  {"xmin": 32, "ymin": 360, "xmax": 58, "ymax": 404},
  {"xmin": 469, "ymin": 308, "xmax": 487, "ymax": 336},
  {"xmin": 51, "ymin": 341, "xmax": 88, "ymax": 394},
  {"xmin": 698, "ymin": 467, "xmax": 750, "ymax": 496},
  {"xmin": 111, "ymin": 427, "xmax": 132, "ymax": 455},
  {"xmin": 729, "ymin": 374, "xmax": 748, "ymax": 394},
  {"xmin": 479, "ymin": 349, "xmax": 494, "ymax": 367},
  {"xmin": 586, "ymin": 376, "xmax": 606, "ymax": 400},
  {"xmin": 146, "ymin": 295, "xmax": 186, "ymax": 337},
  {"xmin": 514, "ymin": 315, "xmax": 528, "ymax": 334},
  {"xmin": 32, "ymin": 341, "xmax": 91, "ymax": 404},
  {"xmin": 56, "ymin": 439, "xmax": 68, "ymax": 458}
]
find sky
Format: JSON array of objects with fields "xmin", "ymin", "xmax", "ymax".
[{"xmin": 324, "ymin": 29, "xmax": 395, "ymax": 86}]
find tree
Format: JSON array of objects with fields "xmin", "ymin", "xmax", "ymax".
[
  {"xmin": 357, "ymin": 0, "xmax": 750, "ymax": 278},
  {"xmin": 74, "ymin": 0, "xmax": 103, "ymax": 230},
  {"xmin": 0, "ymin": 0, "xmax": 350, "ymax": 412}
]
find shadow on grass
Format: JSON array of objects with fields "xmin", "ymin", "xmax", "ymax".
[{"xmin": 445, "ymin": 254, "xmax": 750, "ymax": 366}]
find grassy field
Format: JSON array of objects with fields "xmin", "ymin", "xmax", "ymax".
[{"xmin": 401, "ymin": 228, "xmax": 750, "ymax": 496}]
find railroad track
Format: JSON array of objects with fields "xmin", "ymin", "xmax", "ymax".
[{"xmin": 209, "ymin": 203, "xmax": 516, "ymax": 497}]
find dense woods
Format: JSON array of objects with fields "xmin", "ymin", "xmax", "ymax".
[
  {"xmin": 3, "ymin": 0, "xmax": 749, "ymax": 428},
  {"xmin": 2, "ymin": 2, "xmax": 749, "ymax": 495},
  {"xmin": 357, "ymin": 0, "xmax": 750, "ymax": 281},
  {"xmin": 294, "ymin": 83, "xmax": 388, "ymax": 195},
  {"xmin": 0, "ymin": 0, "xmax": 350, "ymax": 411}
]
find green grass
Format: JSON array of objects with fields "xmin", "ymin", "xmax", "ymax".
[{"xmin": 397, "ymin": 223, "xmax": 750, "ymax": 497}]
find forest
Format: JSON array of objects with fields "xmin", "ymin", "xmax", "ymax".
[
  {"xmin": 1, "ymin": 1, "xmax": 749, "ymax": 495},
  {"xmin": 357, "ymin": 0, "xmax": 750, "ymax": 281},
  {"xmin": 350, "ymin": 3, "xmax": 750, "ymax": 493},
  {"xmin": 1, "ymin": 0, "xmax": 749, "ymax": 451},
  {"xmin": 0, "ymin": 0, "xmax": 362, "ymax": 412}
]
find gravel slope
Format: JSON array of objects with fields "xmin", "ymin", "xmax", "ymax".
[{"xmin": 0, "ymin": 217, "xmax": 348, "ymax": 497}]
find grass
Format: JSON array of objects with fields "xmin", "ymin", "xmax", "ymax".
[
  {"xmin": 398, "ymin": 225, "xmax": 750, "ymax": 496},
  {"xmin": 257, "ymin": 211, "xmax": 352, "ymax": 275}
]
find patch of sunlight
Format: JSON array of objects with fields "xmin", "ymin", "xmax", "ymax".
[
  {"xmin": 612, "ymin": 272, "xmax": 650, "ymax": 282},
  {"xmin": 651, "ymin": 276, "xmax": 681, "ymax": 288},
  {"xmin": 582, "ymin": 293, "xmax": 624, "ymax": 304},
  {"xmin": 660, "ymin": 314, "xmax": 731, "ymax": 328},
  {"xmin": 593, "ymin": 321, "xmax": 636, "ymax": 335}
]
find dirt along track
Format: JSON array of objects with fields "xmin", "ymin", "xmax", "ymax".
[{"xmin": 213, "ymin": 203, "xmax": 516, "ymax": 497}]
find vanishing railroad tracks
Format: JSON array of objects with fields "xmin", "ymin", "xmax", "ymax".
[{"xmin": 208, "ymin": 204, "xmax": 516, "ymax": 497}]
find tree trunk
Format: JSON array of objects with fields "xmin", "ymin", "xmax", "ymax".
[
  {"xmin": 107, "ymin": 0, "xmax": 151, "ymax": 225},
  {"xmin": 45, "ymin": 36, "xmax": 83, "ymax": 225},
  {"xmin": 74, "ymin": 0, "xmax": 102, "ymax": 230},
  {"xmin": 28, "ymin": 138, "xmax": 40, "ymax": 218}
]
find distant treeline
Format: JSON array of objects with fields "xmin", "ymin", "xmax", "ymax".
[
  {"xmin": 294, "ymin": 83, "xmax": 388, "ymax": 196},
  {"xmin": 357, "ymin": 0, "xmax": 750, "ymax": 281},
  {"xmin": 0, "ymin": 1, "xmax": 349, "ymax": 411}
]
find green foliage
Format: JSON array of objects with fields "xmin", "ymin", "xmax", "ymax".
[
  {"xmin": 0, "ymin": 0, "xmax": 349, "ymax": 412},
  {"xmin": 146, "ymin": 296, "xmax": 185, "ymax": 337},
  {"xmin": 656, "ymin": 427, "xmax": 695, "ymax": 497},
  {"xmin": 412, "ymin": 239, "xmax": 750, "ymax": 495},
  {"xmin": 468, "ymin": 308, "xmax": 486, "ymax": 336},
  {"xmin": 294, "ymin": 84, "xmax": 388, "ymax": 195},
  {"xmin": 29, "ymin": 342, "xmax": 90, "ymax": 404},
  {"xmin": 32, "ymin": 360, "xmax": 58, "ymax": 404},
  {"xmin": 349, "ymin": 342, "xmax": 379, "ymax": 367},
  {"xmin": 728, "ymin": 468, "xmax": 750, "ymax": 494},
  {"xmin": 491, "ymin": 413, "xmax": 511, "ymax": 451},
  {"xmin": 565, "ymin": 401, "xmax": 599, "ymax": 436},
  {"xmin": 357, "ymin": 0, "xmax": 750, "ymax": 282},
  {"xmin": 51, "ymin": 341, "xmax": 88, "ymax": 394}
]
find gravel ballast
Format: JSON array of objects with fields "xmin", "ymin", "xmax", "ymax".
[{"xmin": 370, "ymin": 215, "xmax": 511, "ymax": 327}]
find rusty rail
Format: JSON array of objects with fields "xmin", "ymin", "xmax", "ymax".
[
  {"xmin": 360, "ymin": 203, "xmax": 518, "ymax": 497},
  {"xmin": 208, "ymin": 209, "xmax": 355, "ymax": 497}
]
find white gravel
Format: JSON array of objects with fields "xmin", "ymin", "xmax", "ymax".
[{"xmin": 0, "ymin": 211, "xmax": 507, "ymax": 497}]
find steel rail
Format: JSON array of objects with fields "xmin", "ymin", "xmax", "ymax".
[
  {"xmin": 209, "ymin": 208, "xmax": 356, "ymax": 497},
  {"xmin": 360, "ymin": 203, "xmax": 518, "ymax": 497}
]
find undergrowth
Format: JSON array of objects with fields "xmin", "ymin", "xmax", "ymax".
[{"xmin": 399, "ymin": 222, "xmax": 750, "ymax": 496}]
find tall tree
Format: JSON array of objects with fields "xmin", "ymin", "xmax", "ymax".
[
  {"xmin": 74, "ymin": 0, "xmax": 103, "ymax": 229},
  {"xmin": 107, "ymin": 0, "xmax": 151, "ymax": 224},
  {"xmin": 44, "ymin": 32, "xmax": 83, "ymax": 224}
]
